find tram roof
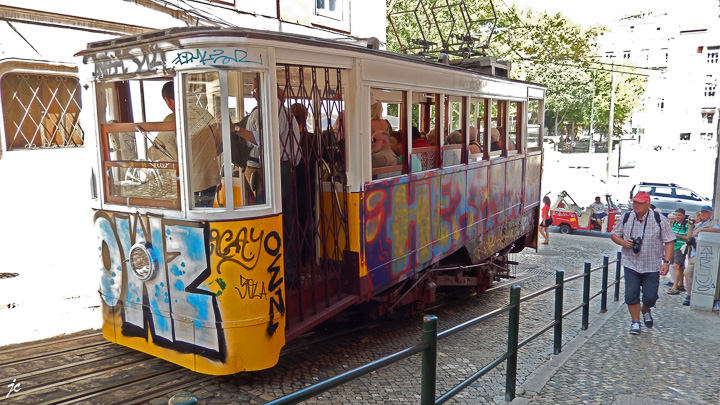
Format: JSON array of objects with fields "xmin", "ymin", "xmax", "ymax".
[{"xmin": 78, "ymin": 26, "xmax": 545, "ymax": 89}]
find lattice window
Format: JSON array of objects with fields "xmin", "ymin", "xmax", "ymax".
[{"xmin": 1, "ymin": 73, "xmax": 83, "ymax": 150}]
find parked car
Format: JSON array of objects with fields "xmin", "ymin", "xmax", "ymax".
[{"xmin": 629, "ymin": 182, "xmax": 710, "ymax": 216}]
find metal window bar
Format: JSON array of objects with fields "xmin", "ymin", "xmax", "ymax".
[
  {"xmin": 278, "ymin": 64, "xmax": 349, "ymax": 328},
  {"xmin": 1, "ymin": 73, "xmax": 83, "ymax": 149}
]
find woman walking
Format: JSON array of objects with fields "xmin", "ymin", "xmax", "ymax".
[{"xmin": 540, "ymin": 196, "xmax": 552, "ymax": 245}]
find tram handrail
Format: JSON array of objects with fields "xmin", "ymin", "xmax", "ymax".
[{"xmin": 266, "ymin": 252, "xmax": 624, "ymax": 405}]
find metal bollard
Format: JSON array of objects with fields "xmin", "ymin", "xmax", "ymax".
[
  {"xmin": 505, "ymin": 286, "xmax": 521, "ymax": 402},
  {"xmin": 553, "ymin": 270, "xmax": 564, "ymax": 355},
  {"xmin": 582, "ymin": 263, "xmax": 591, "ymax": 330},
  {"xmin": 421, "ymin": 315, "xmax": 438, "ymax": 405},
  {"xmin": 601, "ymin": 256, "xmax": 609, "ymax": 313},
  {"xmin": 614, "ymin": 252, "xmax": 622, "ymax": 302}
]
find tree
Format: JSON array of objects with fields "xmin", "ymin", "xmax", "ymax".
[{"xmin": 386, "ymin": 1, "xmax": 646, "ymax": 138}]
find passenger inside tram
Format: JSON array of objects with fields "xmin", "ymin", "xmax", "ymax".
[
  {"xmin": 389, "ymin": 131, "xmax": 403, "ymax": 164},
  {"xmin": 148, "ymin": 81, "xmax": 223, "ymax": 207},
  {"xmin": 469, "ymin": 126, "xmax": 481, "ymax": 154},
  {"xmin": 370, "ymin": 100, "xmax": 391, "ymax": 134},
  {"xmin": 371, "ymin": 131, "xmax": 401, "ymax": 179}
]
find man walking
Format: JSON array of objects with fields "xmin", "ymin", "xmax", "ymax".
[
  {"xmin": 667, "ymin": 208, "xmax": 689, "ymax": 295},
  {"xmin": 610, "ymin": 191, "xmax": 676, "ymax": 334}
]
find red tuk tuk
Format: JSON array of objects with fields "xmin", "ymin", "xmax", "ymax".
[{"xmin": 550, "ymin": 191, "xmax": 621, "ymax": 234}]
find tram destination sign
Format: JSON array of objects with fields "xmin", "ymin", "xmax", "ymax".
[{"xmin": 91, "ymin": 47, "xmax": 265, "ymax": 79}]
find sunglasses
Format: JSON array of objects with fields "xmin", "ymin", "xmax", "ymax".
[{"xmin": 371, "ymin": 138, "xmax": 380, "ymax": 143}]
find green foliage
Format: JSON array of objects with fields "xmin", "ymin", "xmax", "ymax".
[{"xmin": 386, "ymin": 1, "xmax": 646, "ymax": 137}]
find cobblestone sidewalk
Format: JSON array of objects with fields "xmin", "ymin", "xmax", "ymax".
[{"xmin": 513, "ymin": 291, "xmax": 720, "ymax": 404}]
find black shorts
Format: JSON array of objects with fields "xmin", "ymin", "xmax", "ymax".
[{"xmin": 671, "ymin": 248, "xmax": 686, "ymax": 265}]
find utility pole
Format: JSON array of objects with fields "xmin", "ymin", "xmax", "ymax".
[{"xmin": 606, "ymin": 60, "xmax": 615, "ymax": 189}]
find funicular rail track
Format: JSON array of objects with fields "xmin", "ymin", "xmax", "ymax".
[{"xmin": 0, "ymin": 270, "xmax": 546, "ymax": 404}]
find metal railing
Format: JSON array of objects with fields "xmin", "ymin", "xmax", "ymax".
[{"xmin": 267, "ymin": 252, "xmax": 623, "ymax": 405}]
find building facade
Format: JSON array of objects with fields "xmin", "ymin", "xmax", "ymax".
[{"xmin": 597, "ymin": 2, "xmax": 720, "ymax": 148}]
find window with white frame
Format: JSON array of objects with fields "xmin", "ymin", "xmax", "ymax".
[
  {"xmin": 1, "ymin": 72, "xmax": 83, "ymax": 150},
  {"xmin": 316, "ymin": 0, "xmax": 343, "ymax": 20},
  {"xmin": 313, "ymin": 0, "xmax": 349, "ymax": 32}
]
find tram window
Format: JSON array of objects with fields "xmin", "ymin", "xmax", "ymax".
[
  {"xmin": 96, "ymin": 78, "xmax": 180, "ymax": 209},
  {"xmin": 219, "ymin": 71, "xmax": 266, "ymax": 209},
  {"xmin": 443, "ymin": 95, "xmax": 464, "ymax": 167},
  {"xmin": 468, "ymin": 98, "xmax": 486, "ymax": 162},
  {"xmin": 489, "ymin": 99, "xmax": 505, "ymax": 156},
  {"xmin": 181, "ymin": 72, "xmax": 224, "ymax": 209},
  {"xmin": 411, "ymin": 92, "xmax": 439, "ymax": 172},
  {"xmin": 1, "ymin": 72, "xmax": 83, "ymax": 150},
  {"xmin": 527, "ymin": 99, "xmax": 541, "ymax": 149},
  {"xmin": 508, "ymin": 101, "xmax": 520, "ymax": 154},
  {"xmin": 370, "ymin": 88, "xmax": 405, "ymax": 179}
]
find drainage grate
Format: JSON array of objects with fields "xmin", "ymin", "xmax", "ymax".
[{"xmin": 0, "ymin": 273, "xmax": 19, "ymax": 279}]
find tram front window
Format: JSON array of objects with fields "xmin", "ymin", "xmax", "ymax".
[
  {"xmin": 181, "ymin": 72, "xmax": 224, "ymax": 208},
  {"xmin": 98, "ymin": 79, "xmax": 180, "ymax": 209}
]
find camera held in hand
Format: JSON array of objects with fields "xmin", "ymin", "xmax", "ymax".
[{"xmin": 631, "ymin": 236, "xmax": 642, "ymax": 253}]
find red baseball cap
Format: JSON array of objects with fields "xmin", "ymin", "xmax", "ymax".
[{"xmin": 632, "ymin": 191, "xmax": 650, "ymax": 203}]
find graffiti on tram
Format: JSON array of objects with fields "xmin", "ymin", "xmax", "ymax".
[
  {"xmin": 94, "ymin": 211, "xmax": 287, "ymax": 362},
  {"xmin": 364, "ymin": 160, "xmax": 534, "ymax": 291},
  {"xmin": 94, "ymin": 212, "xmax": 226, "ymax": 360}
]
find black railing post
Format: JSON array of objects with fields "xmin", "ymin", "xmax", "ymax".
[
  {"xmin": 421, "ymin": 315, "xmax": 438, "ymax": 405},
  {"xmin": 614, "ymin": 252, "xmax": 622, "ymax": 302},
  {"xmin": 505, "ymin": 286, "xmax": 521, "ymax": 402},
  {"xmin": 601, "ymin": 256, "xmax": 609, "ymax": 313},
  {"xmin": 553, "ymin": 270, "xmax": 564, "ymax": 355},
  {"xmin": 582, "ymin": 262, "xmax": 591, "ymax": 330}
]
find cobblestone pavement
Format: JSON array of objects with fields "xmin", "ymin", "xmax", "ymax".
[
  {"xmin": 515, "ymin": 283, "xmax": 720, "ymax": 405},
  {"xmin": 143, "ymin": 230, "xmax": 625, "ymax": 404}
]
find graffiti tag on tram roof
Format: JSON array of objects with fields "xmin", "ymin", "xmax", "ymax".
[{"xmin": 172, "ymin": 49, "xmax": 263, "ymax": 66}]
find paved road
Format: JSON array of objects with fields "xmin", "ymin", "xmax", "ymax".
[{"xmin": 147, "ymin": 229, "xmax": 624, "ymax": 404}]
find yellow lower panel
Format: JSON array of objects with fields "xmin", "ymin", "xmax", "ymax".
[{"xmin": 95, "ymin": 211, "xmax": 285, "ymax": 374}]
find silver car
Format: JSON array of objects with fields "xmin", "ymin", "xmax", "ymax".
[{"xmin": 629, "ymin": 182, "xmax": 710, "ymax": 216}]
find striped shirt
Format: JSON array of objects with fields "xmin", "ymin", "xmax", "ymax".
[{"xmin": 611, "ymin": 211, "xmax": 676, "ymax": 273}]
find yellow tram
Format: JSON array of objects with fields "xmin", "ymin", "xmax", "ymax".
[{"xmin": 78, "ymin": 27, "xmax": 546, "ymax": 375}]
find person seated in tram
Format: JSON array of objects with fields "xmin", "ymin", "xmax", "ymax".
[
  {"xmin": 389, "ymin": 131, "xmax": 403, "ymax": 164},
  {"xmin": 490, "ymin": 127, "xmax": 501, "ymax": 151},
  {"xmin": 148, "ymin": 81, "xmax": 222, "ymax": 207},
  {"xmin": 468, "ymin": 126, "xmax": 482, "ymax": 154},
  {"xmin": 411, "ymin": 126, "xmax": 430, "ymax": 148},
  {"xmin": 370, "ymin": 100, "xmax": 392, "ymax": 134},
  {"xmin": 371, "ymin": 131, "xmax": 400, "ymax": 179}
]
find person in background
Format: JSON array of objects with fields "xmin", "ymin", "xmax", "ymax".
[
  {"xmin": 426, "ymin": 128, "xmax": 437, "ymax": 146},
  {"xmin": 411, "ymin": 126, "xmax": 430, "ymax": 148},
  {"xmin": 468, "ymin": 126, "xmax": 481, "ymax": 154},
  {"xmin": 371, "ymin": 131, "xmax": 400, "ymax": 179},
  {"xmin": 610, "ymin": 191, "xmax": 675, "ymax": 335},
  {"xmin": 371, "ymin": 100, "xmax": 391, "ymax": 134},
  {"xmin": 682, "ymin": 206, "xmax": 720, "ymax": 306},
  {"xmin": 590, "ymin": 196, "xmax": 607, "ymax": 229},
  {"xmin": 490, "ymin": 128, "xmax": 501, "ymax": 151},
  {"xmin": 389, "ymin": 131, "xmax": 403, "ymax": 164},
  {"xmin": 667, "ymin": 208, "xmax": 688, "ymax": 295},
  {"xmin": 539, "ymin": 195, "xmax": 552, "ymax": 245}
]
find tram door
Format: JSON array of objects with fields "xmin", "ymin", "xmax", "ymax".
[{"xmin": 275, "ymin": 64, "xmax": 353, "ymax": 339}]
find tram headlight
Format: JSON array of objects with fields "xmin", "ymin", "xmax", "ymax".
[{"xmin": 128, "ymin": 242, "xmax": 158, "ymax": 281}]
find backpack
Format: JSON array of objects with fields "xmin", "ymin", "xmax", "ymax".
[
  {"xmin": 622, "ymin": 210, "xmax": 662, "ymax": 232},
  {"xmin": 231, "ymin": 109, "xmax": 256, "ymax": 170}
]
